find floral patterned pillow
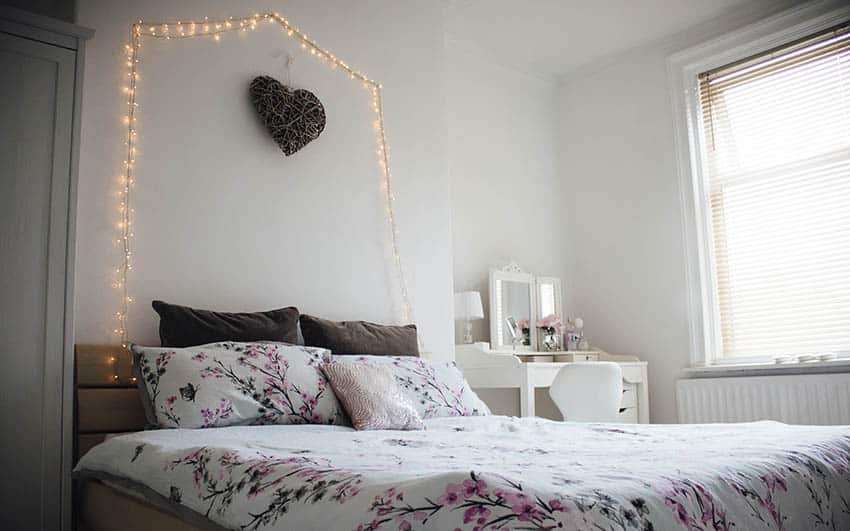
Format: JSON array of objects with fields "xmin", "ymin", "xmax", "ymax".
[
  {"xmin": 130, "ymin": 342, "xmax": 345, "ymax": 428},
  {"xmin": 335, "ymin": 355, "xmax": 490, "ymax": 419}
]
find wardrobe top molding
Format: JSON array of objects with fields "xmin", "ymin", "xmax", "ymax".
[{"xmin": 0, "ymin": 6, "xmax": 93, "ymax": 50}]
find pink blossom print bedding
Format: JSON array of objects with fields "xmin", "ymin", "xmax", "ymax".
[
  {"xmin": 75, "ymin": 417, "xmax": 850, "ymax": 530},
  {"xmin": 130, "ymin": 342, "xmax": 344, "ymax": 428}
]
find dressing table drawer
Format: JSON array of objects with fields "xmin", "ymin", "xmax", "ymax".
[
  {"xmin": 621, "ymin": 383, "xmax": 638, "ymax": 408},
  {"xmin": 618, "ymin": 407, "xmax": 639, "ymax": 424},
  {"xmin": 554, "ymin": 352, "xmax": 599, "ymax": 362}
]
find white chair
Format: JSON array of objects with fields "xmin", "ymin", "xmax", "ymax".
[{"xmin": 549, "ymin": 362, "xmax": 623, "ymax": 422}]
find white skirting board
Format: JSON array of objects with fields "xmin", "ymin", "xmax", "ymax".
[{"xmin": 677, "ymin": 373, "xmax": 850, "ymax": 425}]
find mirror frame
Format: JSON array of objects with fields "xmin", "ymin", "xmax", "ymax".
[
  {"xmin": 489, "ymin": 267, "xmax": 537, "ymax": 351},
  {"xmin": 535, "ymin": 276, "xmax": 563, "ymax": 322}
]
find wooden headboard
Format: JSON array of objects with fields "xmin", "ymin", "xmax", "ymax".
[{"xmin": 74, "ymin": 345, "xmax": 147, "ymax": 463}]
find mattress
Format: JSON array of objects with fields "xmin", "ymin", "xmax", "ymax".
[{"xmin": 75, "ymin": 415, "xmax": 850, "ymax": 530}]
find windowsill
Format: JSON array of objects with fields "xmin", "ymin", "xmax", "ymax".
[{"xmin": 683, "ymin": 358, "xmax": 850, "ymax": 378}]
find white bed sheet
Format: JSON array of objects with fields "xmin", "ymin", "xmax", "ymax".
[{"xmin": 76, "ymin": 416, "xmax": 850, "ymax": 530}]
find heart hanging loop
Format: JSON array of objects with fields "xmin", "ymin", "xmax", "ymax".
[{"xmin": 284, "ymin": 53, "xmax": 294, "ymax": 86}]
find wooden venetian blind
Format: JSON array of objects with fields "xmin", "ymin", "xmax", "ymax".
[{"xmin": 697, "ymin": 21, "xmax": 850, "ymax": 360}]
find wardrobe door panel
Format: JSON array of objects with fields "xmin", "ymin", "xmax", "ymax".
[{"xmin": 0, "ymin": 31, "xmax": 75, "ymax": 531}]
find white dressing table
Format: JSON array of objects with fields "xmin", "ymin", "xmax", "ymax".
[{"xmin": 455, "ymin": 344, "xmax": 649, "ymax": 423}]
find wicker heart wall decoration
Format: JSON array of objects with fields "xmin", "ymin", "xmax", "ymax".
[{"xmin": 249, "ymin": 75, "xmax": 326, "ymax": 156}]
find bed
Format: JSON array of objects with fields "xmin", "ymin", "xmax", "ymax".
[{"xmin": 75, "ymin": 416, "xmax": 850, "ymax": 530}]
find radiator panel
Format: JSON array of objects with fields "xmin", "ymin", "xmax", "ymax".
[{"xmin": 677, "ymin": 373, "xmax": 850, "ymax": 424}]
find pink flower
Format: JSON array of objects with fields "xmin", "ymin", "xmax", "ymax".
[
  {"xmin": 462, "ymin": 478, "xmax": 487, "ymax": 497},
  {"xmin": 398, "ymin": 520, "xmax": 411, "ymax": 531},
  {"xmin": 517, "ymin": 319, "xmax": 530, "ymax": 329},
  {"xmin": 548, "ymin": 499, "xmax": 568, "ymax": 512},
  {"xmin": 301, "ymin": 393, "xmax": 318, "ymax": 407},
  {"xmin": 463, "ymin": 506, "xmax": 491, "ymax": 523},
  {"xmin": 191, "ymin": 352, "xmax": 208, "ymax": 362},
  {"xmin": 499, "ymin": 489, "xmax": 530, "ymax": 505},
  {"xmin": 537, "ymin": 314, "xmax": 562, "ymax": 331},
  {"xmin": 438, "ymin": 483, "xmax": 464, "ymax": 506},
  {"xmin": 165, "ymin": 395, "xmax": 177, "ymax": 405},
  {"xmin": 512, "ymin": 502, "xmax": 538, "ymax": 522}
]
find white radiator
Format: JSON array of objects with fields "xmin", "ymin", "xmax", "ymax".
[{"xmin": 677, "ymin": 373, "xmax": 850, "ymax": 425}]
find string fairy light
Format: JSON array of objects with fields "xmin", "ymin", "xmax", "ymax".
[{"xmin": 113, "ymin": 12, "xmax": 415, "ymax": 346}]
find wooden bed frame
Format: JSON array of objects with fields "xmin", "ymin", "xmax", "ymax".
[
  {"xmin": 74, "ymin": 345, "xmax": 145, "ymax": 459},
  {"xmin": 74, "ymin": 344, "xmax": 201, "ymax": 531}
]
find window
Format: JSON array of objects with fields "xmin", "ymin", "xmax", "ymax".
[{"xmin": 695, "ymin": 21, "xmax": 850, "ymax": 363}]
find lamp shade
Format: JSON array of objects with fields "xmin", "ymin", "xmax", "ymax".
[{"xmin": 454, "ymin": 291, "xmax": 484, "ymax": 320}]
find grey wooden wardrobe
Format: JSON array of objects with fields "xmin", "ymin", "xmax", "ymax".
[{"xmin": 0, "ymin": 6, "xmax": 91, "ymax": 530}]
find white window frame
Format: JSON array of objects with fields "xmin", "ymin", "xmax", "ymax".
[{"xmin": 668, "ymin": 1, "xmax": 850, "ymax": 368}]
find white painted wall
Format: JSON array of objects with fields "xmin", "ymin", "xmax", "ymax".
[
  {"xmin": 446, "ymin": 40, "xmax": 566, "ymax": 345},
  {"xmin": 445, "ymin": 40, "xmax": 565, "ymax": 418},
  {"xmin": 72, "ymin": 0, "xmax": 809, "ymax": 423},
  {"xmin": 557, "ymin": 0, "xmax": 802, "ymax": 423},
  {"xmin": 75, "ymin": 0, "xmax": 455, "ymax": 358}
]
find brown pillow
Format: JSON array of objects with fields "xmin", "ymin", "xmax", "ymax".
[
  {"xmin": 322, "ymin": 361, "xmax": 424, "ymax": 431},
  {"xmin": 152, "ymin": 300, "xmax": 299, "ymax": 348},
  {"xmin": 300, "ymin": 314, "xmax": 419, "ymax": 356}
]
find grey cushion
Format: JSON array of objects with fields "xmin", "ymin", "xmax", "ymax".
[
  {"xmin": 299, "ymin": 314, "xmax": 419, "ymax": 356},
  {"xmin": 152, "ymin": 300, "xmax": 299, "ymax": 348}
]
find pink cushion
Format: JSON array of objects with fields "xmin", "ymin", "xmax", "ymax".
[{"xmin": 322, "ymin": 361, "xmax": 424, "ymax": 431}]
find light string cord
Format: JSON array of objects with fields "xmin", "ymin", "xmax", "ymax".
[
  {"xmin": 114, "ymin": 12, "xmax": 416, "ymax": 346},
  {"xmin": 115, "ymin": 24, "xmax": 141, "ymax": 346},
  {"xmin": 374, "ymin": 88, "xmax": 414, "ymax": 327}
]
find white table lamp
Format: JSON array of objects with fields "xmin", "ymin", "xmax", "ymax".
[{"xmin": 454, "ymin": 291, "xmax": 484, "ymax": 344}]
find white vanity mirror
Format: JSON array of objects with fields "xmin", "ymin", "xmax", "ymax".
[
  {"xmin": 536, "ymin": 276, "xmax": 562, "ymax": 321},
  {"xmin": 489, "ymin": 266, "xmax": 537, "ymax": 351}
]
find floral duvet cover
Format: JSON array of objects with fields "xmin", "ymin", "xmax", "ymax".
[{"xmin": 75, "ymin": 416, "xmax": 850, "ymax": 530}]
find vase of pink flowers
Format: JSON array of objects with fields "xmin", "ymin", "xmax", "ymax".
[{"xmin": 536, "ymin": 314, "xmax": 562, "ymax": 351}]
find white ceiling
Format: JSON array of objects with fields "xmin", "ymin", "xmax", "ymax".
[{"xmin": 443, "ymin": 0, "xmax": 764, "ymax": 78}]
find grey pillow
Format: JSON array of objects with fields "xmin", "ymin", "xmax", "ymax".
[
  {"xmin": 300, "ymin": 314, "xmax": 419, "ymax": 356},
  {"xmin": 152, "ymin": 300, "xmax": 299, "ymax": 348}
]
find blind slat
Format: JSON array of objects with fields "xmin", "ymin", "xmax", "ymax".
[
  {"xmin": 700, "ymin": 38, "xmax": 850, "ymax": 93},
  {"xmin": 698, "ymin": 21, "xmax": 850, "ymax": 360}
]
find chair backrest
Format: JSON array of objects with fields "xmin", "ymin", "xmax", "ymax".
[{"xmin": 548, "ymin": 362, "xmax": 623, "ymax": 422}]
